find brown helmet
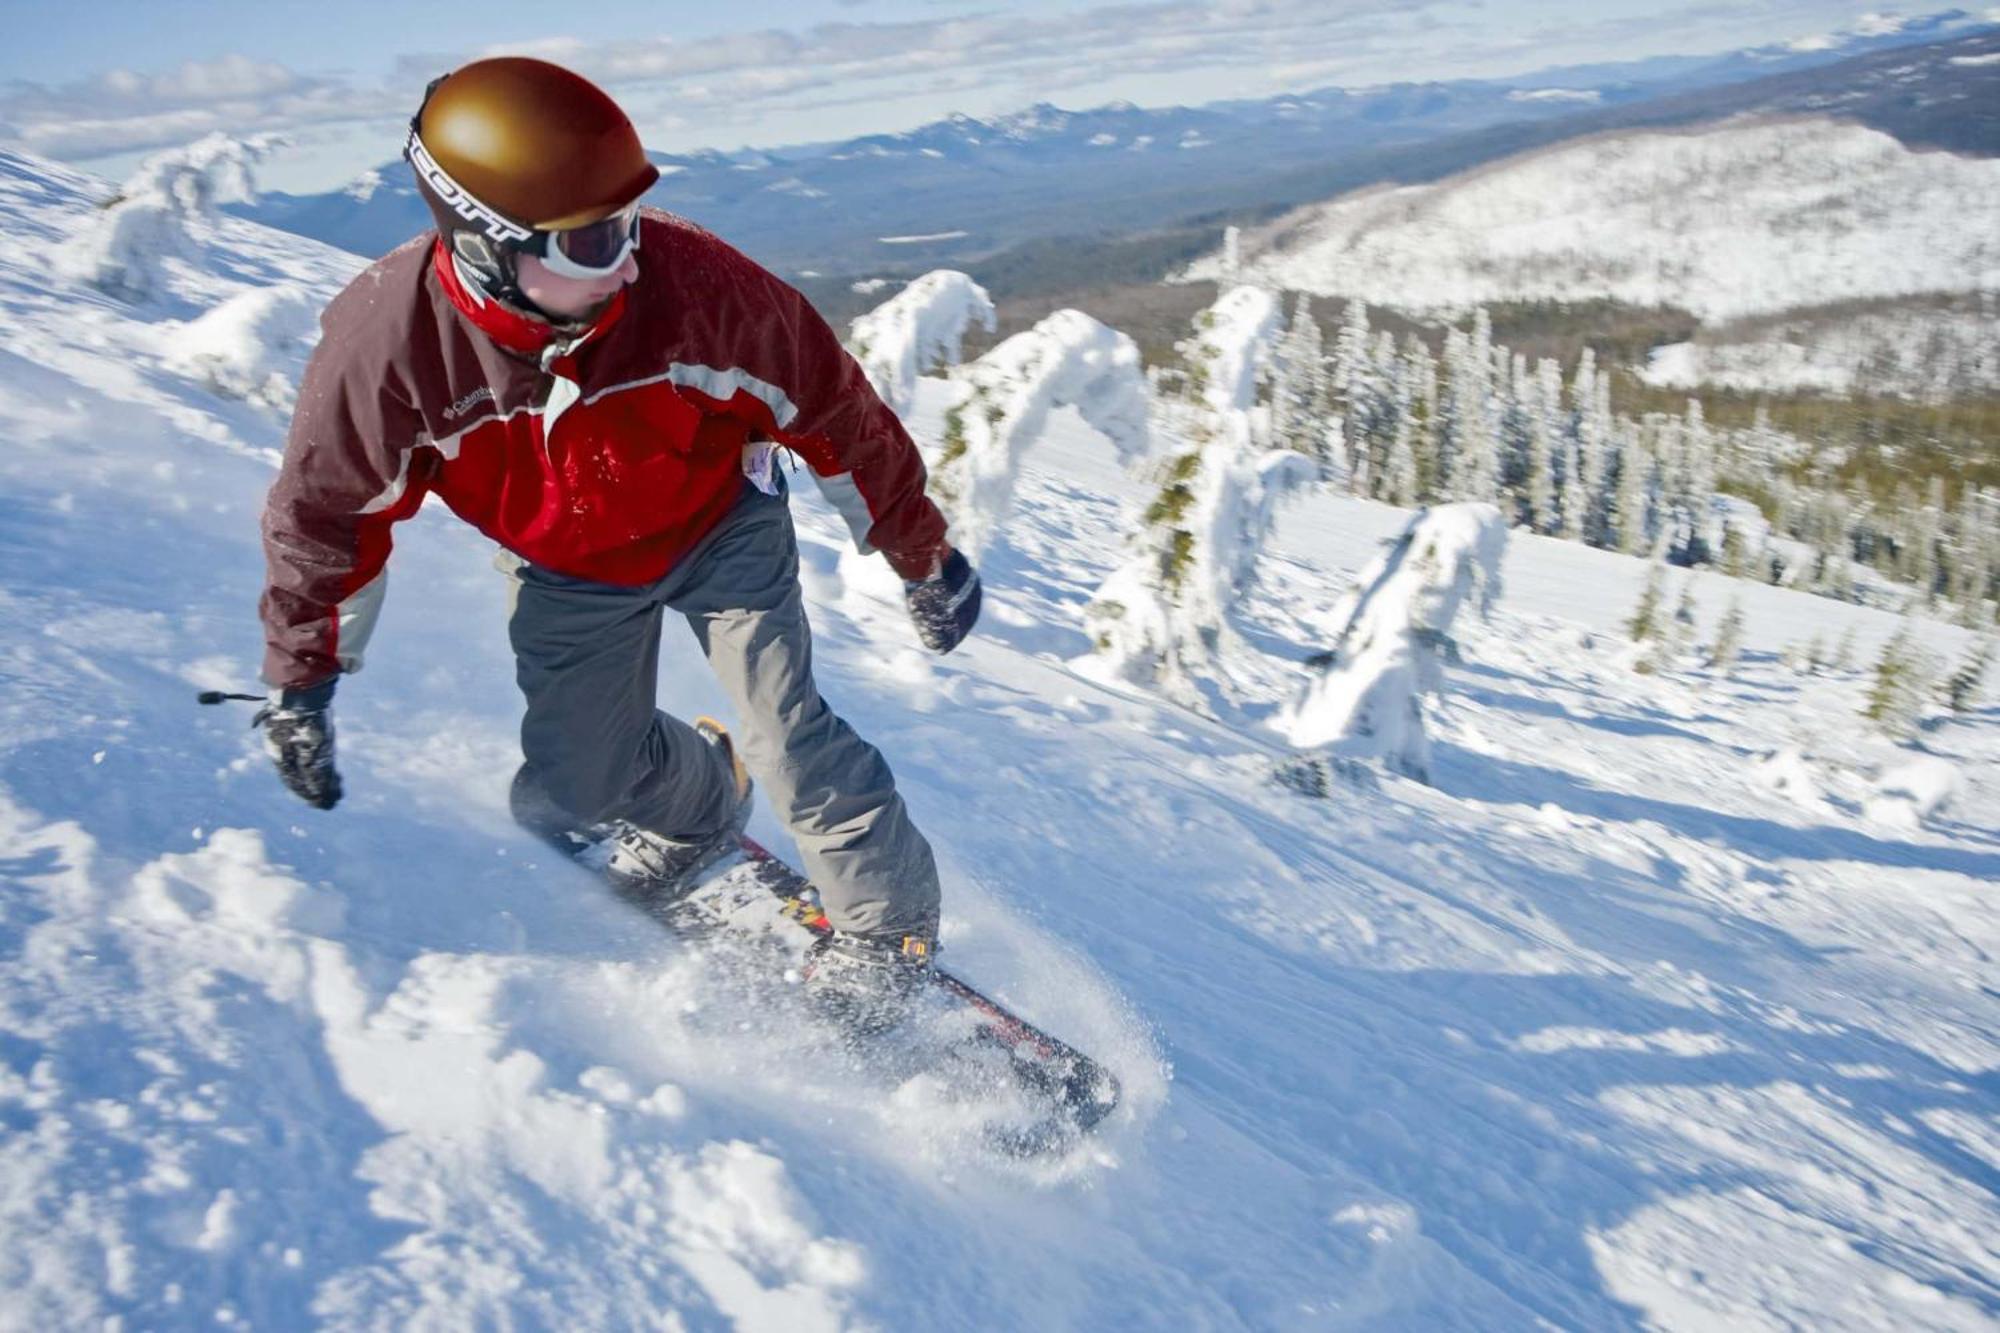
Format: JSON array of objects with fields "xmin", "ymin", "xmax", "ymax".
[{"xmin": 404, "ymin": 57, "xmax": 659, "ymax": 302}]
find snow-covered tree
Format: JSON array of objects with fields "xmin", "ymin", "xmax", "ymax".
[
  {"xmin": 1863, "ymin": 619, "xmax": 1941, "ymax": 739},
  {"xmin": 930, "ymin": 309, "xmax": 1148, "ymax": 561},
  {"xmin": 847, "ymin": 270, "xmax": 996, "ymax": 416},
  {"xmin": 1378, "ymin": 338, "xmax": 1423, "ymax": 508},
  {"xmin": 1663, "ymin": 399, "xmax": 1717, "ymax": 565},
  {"xmin": 1626, "ymin": 560, "xmax": 1667, "ymax": 644},
  {"xmin": 1400, "ymin": 334, "xmax": 1439, "ymax": 504},
  {"xmin": 1945, "ymin": 486, "xmax": 1996, "ymax": 624},
  {"xmin": 1267, "ymin": 294, "xmax": 1330, "ymax": 474},
  {"xmin": 1609, "ymin": 427, "xmax": 1654, "ymax": 557},
  {"xmin": 1567, "ymin": 348, "xmax": 1611, "ymax": 546},
  {"xmin": 1436, "ymin": 310, "xmax": 1500, "ymax": 503},
  {"xmin": 1667, "ymin": 577, "xmax": 1700, "ymax": 656},
  {"xmin": 1708, "ymin": 597, "xmax": 1746, "ymax": 673},
  {"xmin": 1278, "ymin": 504, "xmax": 1506, "ymax": 783},
  {"xmin": 1637, "ymin": 572, "xmax": 1698, "ymax": 675},
  {"xmin": 1943, "ymin": 636, "xmax": 1994, "ymax": 712},
  {"xmin": 1328, "ymin": 302, "xmax": 1385, "ymax": 492},
  {"xmin": 1523, "ymin": 358, "xmax": 1563, "ymax": 533},
  {"xmin": 1832, "ymin": 625, "xmax": 1859, "ymax": 672},
  {"xmin": 1087, "ymin": 287, "xmax": 1311, "ymax": 699},
  {"xmin": 57, "ymin": 133, "xmax": 276, "ymax": 303}
]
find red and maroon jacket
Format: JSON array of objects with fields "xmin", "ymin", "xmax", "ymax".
[{"xmin": 259, "ymin": 209, "xmax": 948, "ymax": 690}]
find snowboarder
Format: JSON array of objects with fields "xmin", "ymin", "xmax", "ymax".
[{"xmin": 254, "ymin": 57, "xmax": 981, "ymax": 1018}]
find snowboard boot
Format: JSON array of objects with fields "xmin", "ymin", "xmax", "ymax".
[
  {"xmin": 601, "ymin": 717, "xmax": 753, "ymax": 907},
  {"xmin": 800, "ymin": 928, "xmax": 936, "ymax": 1038}
]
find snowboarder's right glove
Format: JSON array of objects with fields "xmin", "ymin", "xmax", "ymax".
[
  {"xmin": 253, "ymin": 678, "xmax": 342, "ymax": 810},
  {"xmin": 903, "ymin": 547, "xmax": 982, "ymax": 655}
]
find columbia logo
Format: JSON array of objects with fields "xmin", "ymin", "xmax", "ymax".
[{"xmin": 446, "ymin": 387, "xmax": 495, "ymax": 419}]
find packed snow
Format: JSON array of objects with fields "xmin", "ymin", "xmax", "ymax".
[
  {"xmin": 1, "ymin": 147, "xmax": 1996, "ymax": 1330},
  {"xmin": 1184, "ymin": 117, "xmax": 2000, "ymax": 322}
]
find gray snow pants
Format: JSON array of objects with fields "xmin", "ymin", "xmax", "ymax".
[{"xmin": 501, "ymin": 479, "xmax": 941, "ymax": 939}]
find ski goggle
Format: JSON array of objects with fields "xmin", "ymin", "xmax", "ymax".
[
  {"xmin": 532, "ymin": 202, "xmax": 641, "ymax": 280},
  {"xmin": 405, "ymin": 119, "xmax": 641, "ymax": 280}
]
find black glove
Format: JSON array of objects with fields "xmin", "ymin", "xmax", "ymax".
[
  {"xmin": 903, "ymin": 548, "xmax": 982, "ymax": 654},
  {"xmin": 253, "ymin": 679, "xmax": 342, "ymax": 810}
]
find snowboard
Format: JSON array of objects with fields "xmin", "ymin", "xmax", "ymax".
[{"xmin": 636, "ymin": 834, "xmax": 1122, "ymax": 1157}]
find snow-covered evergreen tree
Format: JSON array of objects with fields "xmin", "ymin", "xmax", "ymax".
[
  {"xmin": 930, "ymin": 309, "xmax": 1149, "ymax": 561},
  {"xmin": 1278, "ymin": 504, "xmax": 1506, "ymax": 783},
  {"xmin": 1665, "ymin": 399, "xmax": 1717, "ymax": 564},
  {"xmin": 1708, "ymin": 597, "xmax": 1746, "ymax": 673},
  {"xmin": 1832, "ymin": 624, "xmax": 1859, "ymax": 672},
  {"xmin": 1495, "ymin": 351, "xmax": 1532, "ymax": 523},
  {"xmin": 1637, "ymin": 572, "xmax": 1697, "ymax": 675},
  {"xmin": 1669, "ymin": 578, "xmax": 1699, "ymax": 656},
  {"xmin": 1436, "ymin": 310, "xmax": 1501, "ymax": 504},
  {"xmin": 1352, "ymin": 329, "xmax": 1389, "ymax": 497},
  {"xmin": 1903, "ymin": 479, "xmax": 1943, "ymax": 601},
  {"xmin": 1087, "ymin": 287, "xmax": 1311, "ymax": 699},
  {"xmin": 1524, "ymin": 358, "xmax": 1562, "ymax": 534},
  {"xmin": 1944, "ymin": 636, "xmax": 1994, "ymax": 713},
  {"xmin": 1328, "ymin": 303, "xmax": 1384, "ymax": 493},
  {"xmin": 57, "ymin": 133, "xmax": 275, "ymax": 303},
  {"xmin": 1945, "ymin": 486, "xmax": 1993, "ymax": 622},
  {"xmin": 1625, "ymin": 560, "xmax": 1667, "ymax": 645},
  {"xmin": 1567, "ymin": 349, "xmax": 1612, "ymax": 547},
  {"xmin": 1864, "ymin": 620, "xmax": 1941, "ymax": 739},
  {"xmin": 1268, "ymin": 294, "xmax": 1330, "ymax": 475},
  {"xmin": 1609, "ymin": 427, "xmax": 1653, "ymax": 557},
  {"xmin": 847, "ymin": 270, "xmax": 996, "ymax": 416},
  {"xmin": 1379, "ymin": 340, "xmax": 1422, "ymax": 508},
  {"xmin": 1402, "ymin": 335, "xmax": 1439, "ymax": 504}
]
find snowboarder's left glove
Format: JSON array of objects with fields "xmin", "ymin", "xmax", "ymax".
[
  {"xmin": 903, "ymin": 548, "xmax": 982, "ymax": 654},
  {"xmin": 253, "ymin": 679, "xmax": 342, "ymax": 810}
]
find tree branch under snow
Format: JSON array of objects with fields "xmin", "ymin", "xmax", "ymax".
[
  {"xmin": 848, "ymin": 270, "xmax": 996, "ymax": 416},
  {"xmin": 933, "ymin": 309, "xmax": 1149, "ymax": 560}
]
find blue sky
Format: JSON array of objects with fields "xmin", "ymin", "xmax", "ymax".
[{"xmin": 0, "ymin": 1, "xmax": 1970, "ymax": 192}]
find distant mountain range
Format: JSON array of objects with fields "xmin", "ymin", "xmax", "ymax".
[{"xmin": 230, "ymin": 12, "xmax": 1997, "ymax": 278}]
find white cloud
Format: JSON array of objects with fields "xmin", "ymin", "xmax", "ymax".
[
  {"xmin": 2, "ymin": 1, "xmax": 1431, "ymax": 163},
  {"xmin": 0, "ymin": 2, "xmax": 1951, "ymax": 174},
  {"xmin": 2, "ymin": 53, "xmax": 398, "ymax": 158},
  {"xmin": 1851, "ymin": 11, "xmax": 1912, "ymax": 36}
]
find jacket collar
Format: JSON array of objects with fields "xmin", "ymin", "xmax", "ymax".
[{"xmin": 429, "ymin": 237, "xmax": 628, "ymax": 359}]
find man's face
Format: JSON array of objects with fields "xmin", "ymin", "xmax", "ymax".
[{"xmin": 516, "ymin": 249, "xmax": 640, "ymax": 322}]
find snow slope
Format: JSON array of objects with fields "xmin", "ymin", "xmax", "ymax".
[
  {"xmin": 1186, "ymin": 117, "xmax": 2000, "ymax": 322},
  {"xmin": 1, "ymin": 149, "xmax": 1996, "ymax": 1330}
]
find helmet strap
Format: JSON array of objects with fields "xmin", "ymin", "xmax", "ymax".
[{"xmin": 449, "ymin": 232, "xmax": 563, "ymax": 325}]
